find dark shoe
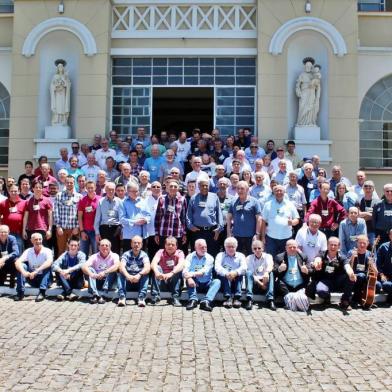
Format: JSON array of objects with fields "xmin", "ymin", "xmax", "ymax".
[
  {"xmin": 150, "ymin": 297, "xmax": 160, "ymax": 305},
  {"xmin": 200, "ymin": 300, "xmax": 212, "ymax": 312},
  {"xmin": 90, "ymin": 296, "xmax": 98, "ymax": 304},
  {"xmin": 172, "ymin": 297, "xmax": 182, "ymax": 307},
  {"xmin": 35, "ymin": 292, "xmax": 45, "ymax": 302},
  {"xmin": 97, "ymin": 296, "xmax": 105, "ymax": 305},
  {"xmin": 68, "ymin": 293, "xmax": 78, "ymax": 301},
  {"xmin": 186, "ymin": 300, "xmax": 198, "ymax": 310},
  {"xmin": 233, "ymin": 299, "xmax": 242, "ymax": 308},
  {"xmin": 245, "ymin": 299, "xmax": 253, "ymax": 310},
  {"xmin": 339, "ymin": 300, "xmax": 352, "ymax": 311},
  {"xmin": 322, "ymin": 297, "xmax": 331, "ymax": 307},
  {"xmin": 14, "ymin": 293, "xmax": 24, "ymax": 301},
  {"xmin": 267, "ymin": 300, "xmax": 277, "ymax": 311},
  {"xmin": 223, "ymin": 297, "xmax": 233, "ymax": 308}
]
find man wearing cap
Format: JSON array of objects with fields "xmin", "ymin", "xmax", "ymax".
[{"xmin": 186, "ymin": 177, "xmax": 223, "ymax": 257}]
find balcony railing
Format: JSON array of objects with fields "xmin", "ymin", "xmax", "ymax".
[{"xmin": 0, "ymin": 0, "xmax": 13, "ymax": 13}]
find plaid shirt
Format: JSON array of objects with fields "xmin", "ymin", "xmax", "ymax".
[
  {"xmin": 54, "ymin": 190, "xmax": 83, "ymax": 229},
  {"xmin": 130, "ymin": 163, "xmax": 144, "ymax": 177},
  {"xmin": 154, "ymin": 193, "xmax": 187, "ymax": 238}
]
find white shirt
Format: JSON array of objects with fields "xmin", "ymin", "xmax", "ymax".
[
  {"xmin": 271, "ymin": 157, "xmax": 293, "ymax": 174},
  {"xmin": 295, "ymin": 226, "xmax": 327, "ymax": 263},
  {"xmin": 94, "ymin": 148, "xmax": 117, "ymax": 170},
  {"xmin": 174, "ymin": 140, "xmax": 191, "ymax": 162},
  {"xmin": 246, "ymin": 253, "xmax": 273, "ymax": 278},
  {"xmin": 20, "ymin": 246, "xmax": 53, "ymax": 271}
]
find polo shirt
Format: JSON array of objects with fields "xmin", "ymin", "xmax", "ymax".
[
  {"xmin": 25, "ymin": 196, "xmax": 53, "ymax": 231},
  {"xmin": 0, "ymin": 197, "xmax": 27, "ymax": 234},
  {"xmin": 229, "ymin": 196, "xmax": 261, "ymax": 237},
  {"xmin": 78, "ymin": 194, "xmax": 101, "ymax": 231},
  {"xmin": 89, "ymin": 251, "xmax": 119, "ymax": 273},
  {"xmin": 121, "ymin": 250, "xmax": 149, "ymax": 275}
]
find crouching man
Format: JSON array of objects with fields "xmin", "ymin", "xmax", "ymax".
[
  {"xmin": 183, "ymin": 239, "xmax": 221, "ymax": 312},
  {"xmin": 15, "ymin": 232, "xmax": 53, "ymax": 301},
  {"xmin": 118, "ymin": 235, "xmax": 150, "ymax": 307},
  {"xmin": 82, "ymin": 239, "xmax": 120, "ymax": 304},
  {"xmin": 52, "ymin": 237, "xmax": 86, "ymax": 301},
  {"xmin": 245, "ymin": 240, "xmax": 276, "ymax": 311}
]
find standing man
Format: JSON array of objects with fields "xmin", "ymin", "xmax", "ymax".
[
  {"xmin": 373, "ymin": 183, "xmax": 392, "ymax": 245},
  {"xmin": 94, "ymin": 182, "xmax": 122, "ymax": 254},
  {"xmin": 261, "ymin": 185, "xmax": 299, "ymax": 258},
  {"xmin": 226, "ymin": 181, "xmax": 261, "ymax": 256},
  {"xmin": 53, "ymin": 175, "xmax": 82, "ymax": 255},
  {"xmin": 186, "ymin": 178, "xmax": 223, "ymax": 257},
  {"xmin": 183, "ymin": 239, "xmax": 221, "ymax": 311},
  {"xmin": 78, "ymin": 181, "xmax": 101, "ymax": 256},
  {"xmin": 82, "ymin": 153, "xmax": 101, "ymax": 183},
  {"xmin": 119, "ymin": 182, "xmax": 150, "ymax": 252},
  {"xmin": 15, "ymin": 232, "xmax": 53, "ymax": 301},
  {"xmin": 143, "ymin": 145, "xmax": 164, "ymax": 182},
  {"xmin": 54, "ymin": 147, "xmax": 70, "ymax": 177},
  {"xmin": 95, "ymin": 138, "xmax": 116, "ymax": 170}
]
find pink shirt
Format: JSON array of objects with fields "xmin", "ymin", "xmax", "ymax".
[
  {"xmin": 89, "ymin": 251, "xmax": 119, "ymax": 273},
  {"xmin": 78, "ymin": 194, "xmax": 101, "ymax": 231}
]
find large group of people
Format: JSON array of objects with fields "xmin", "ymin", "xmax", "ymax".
[{"xmin": 0, "ymin": 126, "xmax": 392, "ymax": 312}]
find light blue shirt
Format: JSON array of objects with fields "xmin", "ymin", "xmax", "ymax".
[
  {"xmin": 143, "ymin": 156, "xmax": 164, "ymax": 181},
  {"xmin": 338, "ymin": 217, "xmax": 367, "ymax": 256},
  {"xmin": 183, "ymin": 251, "xmax": 214, "ymax": 283},
  {"xmin": 283, "ymin": 255, "xmax": 303, "ymax": 288},
  {"xmin": 119, "ymin": 196, "xmax": 151, "ymax": 239}
]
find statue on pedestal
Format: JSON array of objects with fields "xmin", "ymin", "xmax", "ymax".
[
  {"xmin": 295, "ymin": 57, "xmax": 321, "ymax": 127},
  {"xmin": 50, "ymin": 59, "xmax": 71, "ymax": 126}
]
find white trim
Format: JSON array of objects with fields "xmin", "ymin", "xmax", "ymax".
[
  {"xmin": 22, "ymin": 17, "xmax": 97, "ymax": 58},
  {"xmin": 110, "ymin": 47, "xmax": 257, "ymax": 56},
  {"xmin": 112, "ymin": 31, "xmax": 257, "ymax": 39},
  {"xmin": 269, "ymin": 16, "xmax": 347, "ymax": 57},
  {"xmin": 0, "ymin": 47, "xmax": 11, "ymax": 53},
  {"xmin": 113, "ymin": 0, "xmax": 255, "ymax": 4},
  {"xmin": 358, "ymin": 46, "xmax": 392, "ymax": 53}
]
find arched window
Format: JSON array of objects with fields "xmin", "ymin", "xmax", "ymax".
[
  {"xmin": 0, "ymin": 83, "xmax": 9, "ymax": 166},
  {"xmin": 359, "ymin": 75, "xmax": 392, "ymax": 168}
]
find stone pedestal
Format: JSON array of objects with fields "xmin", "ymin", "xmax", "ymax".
[
  {"xmin": 44, "ymin": 125, "xmax": 71, "ymax": 139},
  {"xmin": 294, "ymin": 125, "xmax": 320, "ymax": 141}
]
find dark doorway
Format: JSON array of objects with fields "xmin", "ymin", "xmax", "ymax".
[{"xmin": 152, "ymin": 87, "xmax": 214, "ymax": 136}]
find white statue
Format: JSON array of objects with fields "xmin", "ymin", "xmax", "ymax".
[
  {"xmin": 50, "ymin": 59, "xmax": 71, "ymax": 126},
  {"xmin": 295, "ymin": 57, "xmax": 321, "ymax": 127}
]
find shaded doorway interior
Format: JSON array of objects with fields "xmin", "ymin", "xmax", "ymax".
[{"xmin": 152, "ymin": 87, "xmax": 214, "ymax": 136}]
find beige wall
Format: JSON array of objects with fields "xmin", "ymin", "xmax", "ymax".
[
  {"xmin": 257, "ymin": 0, "xmax": 359, "ymax": 179},
  {"xmin": 359, "ymin": 14, "xmax": 392, "ymax": 47},
  {"xmin": 8, "ymin": 0, "xmax": 112, "ymax": 177}
]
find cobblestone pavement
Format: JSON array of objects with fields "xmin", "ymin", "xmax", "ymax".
[{"xmin": 0, "ymin": 296, "xmax": 391, "ymax": 392}]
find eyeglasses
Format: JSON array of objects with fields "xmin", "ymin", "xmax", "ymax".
[
  {"xmin": 151, "ymin": 186, "xmax": 161, "ymax": 189},
  {"xmin": 253, "ymin": 247, "xmax": 262, "ymax": 250},
  {"xmin": 250, "ymin": 146, "xmax": 258, "ymax": 149},
  {"xmin": 386, "ymin": 190, "xmax": 392, "ymax": 193}
]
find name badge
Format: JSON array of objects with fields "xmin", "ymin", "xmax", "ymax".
[
  {"xmin": 307, "ymin": 241, "xmax": 316, "ymax": 248},
  {"xmin": 85, "ymin": 206, "xmax": 93, "ymax": 213},
  {"xmin": 65, "ymin": 200, "xmax": 73, "ymax": 206},
  {"xmin": 258, "ymin": 192, "xmax": 264, "ymax": 197},
  {"xmin": 1, "ymin": 251, "xmax": 8, "ymax": 257},
  {"xmin": 107, "ymin": 210, "xmax": 115, "ymax": 217},
  {"xmin": 321, "ymin": 209, "xmax": 328, "ymax": 217},
  {"xmin": 357, "ymin": 264, "xmax": 365, "ymax": 272},
  {"xmin": 198, "ymin": 202, "xmax": 206, "ymax": 208},
  {"xmin": 249, "ymin": 159, "xmax": 254, "ymax": 164},
  {"xmin": 290, "ymin": 268, "xmax": 298, "ymax": 275},
  {"xmin": 219, "ymin": 154, "xmax": 225, "ymax": 161},
  {"xmin": 43, "ymin": 181, "xmax": 49, "ymax": 187},
  {"xmin": 223, "ymin": 264, "xmax": 231, "ymax": 271},
  {"xmin": 151, "ymin": 166, "xmax": 157, "ymax": 171},
  {"xmin": 33, "ymin": 204, "xmax": 40, "ymax": 211},
  {"xmin": 307, "ymin": 183, "xmax": 314, "ymax": 189},
  {"xmin": 166, "ymin": 259, "xmax": 175, "ymax": 267},
  {"xmin": 257, "ymin": 266, "xmax": 264, "ymax": 273},
  {"xmin": 349, "ymin": 235, "xmax": 358, "ymax": 242},
  {"xmin": 365, "ymin": 207, "xmax": 373, "ymax": 213},
  {"xmin": 290, "ymin": 194, "xmax": 295, "ymax": 200},
  {"xmin": 194, "ymin": 264, "xmax": 202, "ymax": 271},
  {"xmin": 236, "ymin": 205, "xmax": 243, "ymax": 211},
  {"xmin": 325, "ymin": 265, "xmax": 335, "ymax": 274},
  {"xmin": 384, "ymin": 210, "xmax": 392, "ymax": 217},
  {"xmin": 9, "ymin": 207, "xmax": 17, "ymax": 213},
  {"xmin": 167, "ymin": 205, "xmax": 175, "ymax": 213}
]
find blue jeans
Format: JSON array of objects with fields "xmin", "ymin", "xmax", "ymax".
[
  {"xmin": 246, "ymin": 271, "xmax": 274, "ymax": 301},
  {"xmin": 187, "ymin": 278, "xmax": 221, "ymax": 302},
  {"xmin": 265, "ymin": 236, "xmax": 290, "ymax": 259},
  {"xmin": 220, "ymin": 275, "xmax": 243, "ymax": 299},
  {"xmin": 56, "ymin": 270, "xmax": 85, "ymax": 296},
  {"xmin": 17, "ymin": 263, "xmax": 52, "ymax": 295},
  {"xmin": 80, "ymin": 230, "xmax": 97, "ymax": 257},
  {"xmin": 152, "ymin": 271, "xmax": 182, "ymax": 298},
  {"xmin": 12, "ymin": 233, "xmax": 24, "ymax": 255},
  {"xmin": 118, "ymin": 273, "xmax": 149, "ymax": 299},
  {"xmin": 87, "ymin": 267, "xmax": 119, "ymax": 296}
]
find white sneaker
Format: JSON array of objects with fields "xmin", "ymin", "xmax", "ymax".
[
  {"xmin": 118, "ymin": 297, "xmax": 126, "ymax": 307},
  {"xmin": 137, "ymin": 298, "xmax": 146, "ymax": 307}
]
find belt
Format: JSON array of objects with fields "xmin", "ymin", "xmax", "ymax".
[
  {"xmin": 100, "ymin": 224, "xmax": 120, "ymax": 228},
  {"xmin": 196, "ymin": 225, "xmax": 217, "ymax": 231}
]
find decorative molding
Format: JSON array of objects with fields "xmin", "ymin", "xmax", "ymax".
[
  {"xmin": 0, "ymin": 47, "xmax": 11, "ymax": 53},
  {"xmin": 112, "ymin": 4, "xmax": 256, "ymax": 39},
  {"xmin": 113, "ymin": 0, "xmax": 255, "ymax": 4},
  {"xmin": 269, "ymin": 17, "xmax": 347, "ymax": 57},
  {"xmin": 358, "ymin": 46, "xmax": 392, "ymax": 54},
  {"xmin": 22, "ymin": 17, "xmax": 97, "ymax": 58},
  {"xmin": 110, "ymin": 47, "xmax": 257, "ymax": 56}
]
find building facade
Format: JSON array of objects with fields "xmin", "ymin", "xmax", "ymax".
[{"xmin": 0, "ymin": 0, "xmax": 391, "ymax": 189}]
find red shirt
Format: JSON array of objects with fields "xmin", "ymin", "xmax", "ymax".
[
  {"xmin": 26, "ymin": 196, "xmax": 53, "ymax": 231},
  {"xmin": 305, "ymin": 196, "xmax": 346, "ymax": 229},
  {"xmin": 156, "ymin": 249, "xmax": 184, "ymax": 274},
  {"xmin": 78, "ymin": 194, "xmax": 101, "ymax": 231},
  {"xmin": 0, "ymin": 197, "xmax": 27, "ymax": 234},
  {"xmin": 34, "ymin": 167, "xmax": 54, "ymax": 177}
]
